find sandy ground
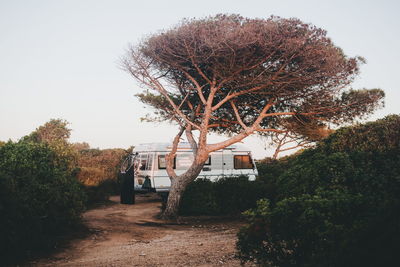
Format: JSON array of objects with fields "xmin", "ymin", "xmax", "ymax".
[{"xmin": 29, "ymin": 194, "xmax": 255, "ymax": 267}]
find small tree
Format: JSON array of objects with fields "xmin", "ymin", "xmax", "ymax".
[
  {"xmin": 22, "ymin": 118, "xmax": 77, "ymax": 171},
  {"xmin": 27, "ymin": 119, "xmax": 71, "ymax": 143},
  {"xmin": 122, "ymin": 14, "xmax": 384, "ymax": 218}
]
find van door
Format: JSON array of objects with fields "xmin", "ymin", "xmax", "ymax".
[
  {"xmin": 135, "ymin": 153, "xmax": 153, "ymax": 190},
  {"xmin": 222, "ymin": 148, "xmax": 233, "ymax": 177}
]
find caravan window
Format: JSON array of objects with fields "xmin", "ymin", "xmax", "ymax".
[
  {"xmin": 234, "ymin": 155, "xmax": 253, "ymax": 169},
  {"xmin": 139, "ymin": 153, "xmax": 153, "ymax": 170},
  {"xmin": 158, "ymin": 155, "xmax": 176, "ymax": 169}
]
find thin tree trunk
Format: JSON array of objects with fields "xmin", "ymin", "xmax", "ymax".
[{"xmin": 162, "ymin": 158, "xmax": 206, "ymax": 219}]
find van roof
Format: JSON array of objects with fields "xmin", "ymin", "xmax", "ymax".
[{"xmin": 132, "ymin": 142, "xmax": 251, "ymax": 153}]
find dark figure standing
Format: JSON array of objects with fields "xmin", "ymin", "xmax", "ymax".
[{"xmin": 120, "ymin": 165, "xmax": 135, "ymax": 204}]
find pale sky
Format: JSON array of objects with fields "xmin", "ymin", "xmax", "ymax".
[{"xmin": 1, "ymin": 0, "xmax": 399, "ymax": 159}]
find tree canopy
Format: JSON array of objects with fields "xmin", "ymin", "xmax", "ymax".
[
  {"xmin": 123, "ymin": 14, "xmax": 384, "ymax": 218},
  {"xmin": 21, "ymin": 118, "xmax": 77, "ymax": 171},
  {"xmin": 126, "ymin": 15, "xmax": 383, "ymax": 139},
  {"xmin": 24, "ymin": 119, "xmax": 71, "ymax": 144}
]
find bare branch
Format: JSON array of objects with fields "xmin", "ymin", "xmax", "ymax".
[
  {"xmin": 230, "ymin": 100, "xmax": 248, "ymax": 129},
  {"xmin": 212, "ymin": 84, "xmax": 270, "ymax": 111},
  {"xmin": 179, "ymin": 68, "xmax": 207, "ymax": 104},
  {"xmin": 185, "ymin": 126, "xmax": 198, "ymax": 155},
  {"xmin": 166, "ymin": 126, "xmax": 185, "ymax": 180}
]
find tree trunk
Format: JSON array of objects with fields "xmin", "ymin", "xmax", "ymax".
[{"xmin": 162, "ymin": 160, "xmax": 205, "ymax": 219}]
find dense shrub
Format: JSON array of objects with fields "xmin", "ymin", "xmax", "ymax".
[
  {"xmin": 73, "ymin": 144, "xmax": 128, "ymax": 202},
  {"xmin": 322, "ymin": 114, "xmax": 400, "ymax": 153},
  {"xmin": 179, "ymin": 178, "xmax": 218, "ymax": 215},
  {"xmin": 179, "ymin": 176, "xmax": 269, "ymax": 216},
  {"xmin": 74, "ymin": 145, "xmax": 128, "ymax": 187},
  {"xmin": 73, "ymin": 144, "xmax": 129, "ymax": 205},
  {"xmin": 214, "ymin": 177, "xmax": 269, "ymax": 215},
  {"xmin": 83, "ymin": 178, "xmax": 121, "ymax": 206},
  {"xmin": 256, "ymin": 157, "xmax": 293, "ymax": 204},
  {"xmin": 238, "ymin": 115, "xmax": 400, "ymax": 267},
  {"xmin": 21, "ymin": 118, "xmax": 79, "ymax": 172},
  {"xmin": 0, "ymin": 119, "xmax": 128, "ymax": 263},
  {"xmin": 0, "ymin": 142, "xmax": 86, "ymax": 262}
]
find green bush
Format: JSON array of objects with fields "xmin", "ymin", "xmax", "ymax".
[
  {"xmin": 0, "ymin": 141, "xmax": 86, "ymax": 263},
  {"xmin": 179, "ymin": 178, "xmax": 218, "ymax": 215},
  {"xmin": 74, "ymin": 145, "xmax": 128, "ymax": 204},
  {"xmin": 238, "ymin": 115, "xmax": 400, "ymax": 267},
  {"xmin": 322, "ymin": 114, "xmax": 400, "ymax": 153},
  {"xmin": 238, "ymin": 186, "xmax": 400, "ymax": 267},
  {"xmin": 83, "ymin": 178, "xmax": 120, "ymax": 206},
  {"xmin": 256, "ymin": 157, "xmax": 293, "ymax": 204},
  {"xmin": 75, "ymin": 146, "xmax": 128, "ymax": 187},
  {"xmin": 274, "ymin": 151, "xmax": 355, "ymax": 200},
  {"xmin": 179, "ymin": 176, "xmax": 269, "ymax": 216},
  {"xmin": 238, "ymin": 191, "xmax": 366, "ymax": 267},
  {"xmin": 214, "ymin": 176, "xmax": 269, "ymax": 215}
]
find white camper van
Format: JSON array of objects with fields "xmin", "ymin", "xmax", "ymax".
[{"xmin": 121, "ymin": 142, "xmax": 258, "ymax": 193}]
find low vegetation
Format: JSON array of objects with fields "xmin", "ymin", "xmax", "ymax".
[
  {"xmin": 179, "ymin": 176, "xmax": 268, "ymax": 216},
  {"xmin": 237, "ymin": 115, "xmax": 400, "ymax": 267},
  {"xmin": 0, "ymin": 141, "xmax": 86, "ymax": 263},
  {"xmin": 0, "ymin": 119, "xmax": 128, "ymax": 263},
  {"xmin": 73, "ymin": 143, "xmax": 129, "ymax": 204},
  {"xmin": 2, "ymin": 115, "xmax": 399, "ymax": 266}
]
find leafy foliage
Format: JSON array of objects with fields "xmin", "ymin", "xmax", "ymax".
[
  {"xmin": 21, "ymin": 118, "xmax": 78, "ymax": 172},
  {"xmin": 256, "ymin": 157, "xmax": 292, "ymax": 203},
  {"xmin": 23, "ymin": 119, "xmax": 71, "ymax": 143},
  {"xmin": 125, "ymin": 14, "xmax": 384, "ymax": 136},
  {"xmin": 0, "ymin": 141, "xmax": 86, "ymax": 263},
  {"xmin": 237, "ymin": 115, "xmax": 400, "ymax": 267},
  {"xmin": 0, "ymin": 118, "xmax": 132, "ymax": 264},
  {"xmin": 179, "ymin": 176, "xmax": 269, "ymax": 216},
  {"xmin": 214, "ymin": 177, "xmax": 269, "ymax": 215},
  {"xmin": 322, "ymin": 114, "xmax": 400, "ymax": 153},
  {"xmin": 179, "ymin": 178, "xmax": 218, "ymax": 215},
  {"xmin": 72, "ymin": 143, "xmax": 130, "ymax": 205},
  {"xmin": 73, "ymin": 144, "xmax": 129, "ymax": 186},
  {"xmin": 71, "ymin": 143, "xmax": 130, "ymax": 206},
  {"xmin": 83, "ymin": 178, "xmax": 121, "ymax": 206}
]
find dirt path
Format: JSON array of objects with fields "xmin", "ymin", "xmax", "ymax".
[{"xmin": 30, "ymin": 194, "xmax": 254, "ymax": 267}]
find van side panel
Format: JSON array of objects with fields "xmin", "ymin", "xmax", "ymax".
[
  {"xmin": 176, "ymin": 153, "xmax": 194, "ymax": 170},
  {"xmin": 152, "ymin": 175, "xmax": 171, "ymax": 191}
]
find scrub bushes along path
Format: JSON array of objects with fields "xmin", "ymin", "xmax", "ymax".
[
  {"xmin": 237, "ymin": 115, "xmax": 400, "ymax": 267},
  {"xmin": 179, "ymin": 176, "xmax": 269, "ymax": 216},
  {"xmin": 0, "ymin": 141, "xmax": 86, "ymax": 264}
]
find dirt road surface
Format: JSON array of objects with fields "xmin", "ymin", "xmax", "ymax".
[{"xmin": 30, "ymin": 194, "xmax": 255, "ymax": 267}]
